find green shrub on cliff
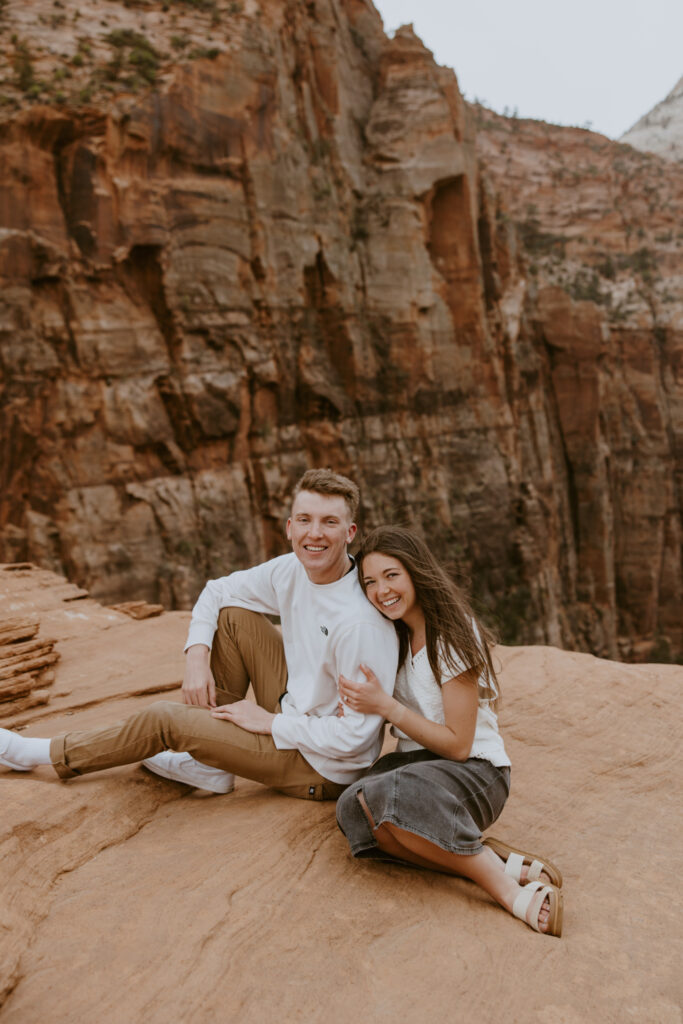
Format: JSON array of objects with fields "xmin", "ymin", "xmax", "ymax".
[
  {"xmin": 567, "ymin": 270, "xmax": 611, "ymax": 306},
  {"xmin": 12, "ymin": 39, "xmax": 34, "ymax": 92},
  {"xmin": 102, "ymin": 28, "xmax": 161, "ymax": 87},
  {"xmin": 618, "ymin": 246, "xmax": 657, "ymax": 282},
  {"xmin": 169, "ymin": 0, "xmax": 218, "ymax": 11},
  {"xmin": 188, "ymin": 46, "xmax": 221, "ymax": 60},
  {"xmin": 105, "ymin": 29, "xmax": 160, "ymax": 85},
  {"xmin": 516, "ymin": 216, "xmax": 566, "ymax": 257}
]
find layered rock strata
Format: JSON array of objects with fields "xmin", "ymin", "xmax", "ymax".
[
  {"xmin": 474, "ymin": 106, "xmax": 683, "ymax": 660},
  {"xmin": 0, "ymin": 571, "xmax": 60, "ymax": 716},
  {"xmin": 0, "ymin": 0, "xmax": 681, "ymax": 660}
]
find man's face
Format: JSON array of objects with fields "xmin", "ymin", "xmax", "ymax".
[{"xmin": 286, "ymin": 490, "xmax": 357, "ymax": 584}]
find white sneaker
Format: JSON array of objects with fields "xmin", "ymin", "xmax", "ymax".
[{"xmin": 142, "ymin": 751, "xmax": 235, "ymax": 794}]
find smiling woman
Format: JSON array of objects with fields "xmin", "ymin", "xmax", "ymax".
[
  {"xmin": 336, "ymin": 525, "xmax": 564, "ymax": 937},
  {"xmin": 361, "ymin": 553, "xmax": 420, "ymax": 637}
]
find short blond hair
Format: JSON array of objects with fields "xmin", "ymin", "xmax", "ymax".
[{"xmin": 292, "ymin": 468, "xmax": 360, "ymax": 521}]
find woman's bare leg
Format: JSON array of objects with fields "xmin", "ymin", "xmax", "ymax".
[{"xmin": 357, "ymin": 792, "xmax": 551, "ymax": 931}]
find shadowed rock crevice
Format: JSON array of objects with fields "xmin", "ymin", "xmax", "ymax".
[{"xmin": 426, "ymin": 175, "xmax": 483, "ymax": 333}]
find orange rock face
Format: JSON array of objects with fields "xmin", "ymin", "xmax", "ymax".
[
  {"xmin": 0, "ymin": 1, "xmax": 681, "ymax": 661},
  {"xmin": 474, "ymin": 107, "xmax": 683, "ymax": 660}
]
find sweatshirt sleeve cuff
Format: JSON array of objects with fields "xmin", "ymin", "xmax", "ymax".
[
  {"xmin": 271, "ymin": 713, "xmax": 300, "ymax": 750},
  {"xmin": 183, "ymin": 625, "xmax": 216, "ymax": 653}
]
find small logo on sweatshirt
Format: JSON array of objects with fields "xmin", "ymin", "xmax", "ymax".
[{"xmin": 320, "ymin": 625, "xmax": 328, "ymax": 636}]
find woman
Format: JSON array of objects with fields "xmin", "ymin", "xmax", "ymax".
[{"xmin": 336, "ymin": 526, "xmax": 563, "ymax": 936}]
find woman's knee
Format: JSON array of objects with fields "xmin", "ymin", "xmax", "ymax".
[{"xmin": 335, "ymin": 782, "xmax": 363, "ymax": 828}]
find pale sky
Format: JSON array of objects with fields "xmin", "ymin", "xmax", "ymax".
[{"xmin": 373, "ymin": 0, "xmax": 682, "ymax": 140}]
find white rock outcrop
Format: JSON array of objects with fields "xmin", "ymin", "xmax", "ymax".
[{"xmin": 620, "ymin": 75, "xmax": 683, "ymax": 161}]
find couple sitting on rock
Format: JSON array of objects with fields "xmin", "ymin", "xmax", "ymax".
[{"xmin": 1, "ymin": 468, "xmax": 563, "ymax": 936}]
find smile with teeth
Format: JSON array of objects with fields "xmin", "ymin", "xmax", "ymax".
[
  {"xmin": 381, "ymin": 596, "xmax": 401, "ymax": 607},
  {"xmin": 305, "ymin": 545, "xmax": 327, "ymax": 551}
]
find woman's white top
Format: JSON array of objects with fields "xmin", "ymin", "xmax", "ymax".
[{"xmin": 392, "ymin": 642, "xmax": 511, "ymax": 768}]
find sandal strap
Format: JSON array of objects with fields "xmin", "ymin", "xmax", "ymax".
[
  {"xmin": 527, "ymin": 859, "xmax": 545, "ymax": 882},
  {"xmin": 512, "ymin": 880, "xmax": 551, "ymax": 933},
  {"xmin": 504, "ymin": 851, "xmax": 524, "ymax": 881},
  {"xmin": 504, "ymin": 851, "xmax": 549, "ymax": 885}
]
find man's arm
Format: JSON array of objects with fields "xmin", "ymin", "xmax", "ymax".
[
  {"xmin": 182, "ymin": 558, "xmax": 286, "ymax": 707},
  {"xmin": 184, "ymin": 562, "xmax": 283, "ymax": 652},
  {"xmin": 183, "ymin": 644, "xmax": 216, "ymax": 707},
  {"xmin": 270, "ymin": 622, "xmax": 398, "ymax": 761}
]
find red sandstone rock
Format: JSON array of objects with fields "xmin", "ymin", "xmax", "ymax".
[
  {"xmin": 0, "ymin": 556, "xmax": 680, "ymax": 1021},
  {"xmin": 0, "ymin": 592, "xmax": 59, "ymax": 713},
  {"xmin": 474, "ymin": 107, "xmax": 683, "ymax": 660},
  {"xmin": 0, "ymin": 2, "xmax": 681, "ymax": 661},
  {"xmin": 110, "ymin": 599, "xmax": 164, "ymax": 619}
]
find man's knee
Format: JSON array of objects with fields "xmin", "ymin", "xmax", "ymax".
[
  {"xmin": 140, "ymin": 700, "xmax": 189, "ymax": 737},
  {"xmin": 216, "ymin": 606, "xmax": 265, "ymax": 632}
]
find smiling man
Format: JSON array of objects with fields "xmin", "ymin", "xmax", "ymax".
[{"xmin": 1, "ymin": 469, "xmax": 399, "ymax": 801}]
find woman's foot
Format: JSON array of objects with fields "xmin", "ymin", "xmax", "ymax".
[{"xmin": 511, "ymin": 880, "xmax": 563, "ymax": 936}]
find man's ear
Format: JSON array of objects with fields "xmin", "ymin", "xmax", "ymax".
[
  {"xmin": 347, "ymin": 522, "xmax": 357, "ymax": 543},
  {"xmin": 286, "ymin": 517, "xmax": 292, "ymax": 540}
]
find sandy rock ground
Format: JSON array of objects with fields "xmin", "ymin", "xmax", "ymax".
[{"xmin": 1, "ymin": 564, "xmax": 681, "ymax": 1023}]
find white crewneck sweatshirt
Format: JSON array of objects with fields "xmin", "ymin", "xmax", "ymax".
[{"xmin": 185, "ymin": 553, "xmax": 399, "ymax": 784}]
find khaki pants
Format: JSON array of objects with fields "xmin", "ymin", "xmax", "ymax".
[{"xmin": 50, "ymin": 608, "xmax": 346, "ymax": 801}]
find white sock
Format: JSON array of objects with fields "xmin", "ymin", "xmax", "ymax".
[{"xmin": 0, "ymin": 728, "xmax": 52, "ymax": 769}]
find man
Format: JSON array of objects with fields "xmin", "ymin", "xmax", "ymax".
[{"xmin": 1, "ymin": 469, "xmax": 399, "ymax": 800}]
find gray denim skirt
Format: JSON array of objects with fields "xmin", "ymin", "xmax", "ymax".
[{"xmin": 336, "ymin": 748, "xmax": 510, "ymax": 859}]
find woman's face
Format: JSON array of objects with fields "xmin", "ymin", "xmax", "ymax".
[{"xmin": 361, "ymin": 552, "xmax": 418, "ymax": 623}]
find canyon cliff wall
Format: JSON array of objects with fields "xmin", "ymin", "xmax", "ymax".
[
  {"xmin": 474, "ymin": 106, "xmax": 683, "ymax": 660},
  {"xmin": 0, "ymin": 0, "xmax": 681, "ymax": 660}
]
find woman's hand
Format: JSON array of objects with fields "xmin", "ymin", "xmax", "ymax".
[
  {"xmin": 211, "ymin": 700, "xmax": 275, "ymax": 734},
  {"xmin": 338, "ymin": 664, "xmax": 393, "ymax": 718}
]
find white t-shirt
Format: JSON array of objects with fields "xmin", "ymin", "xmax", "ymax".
[
  {"xmin": 392, "ymin": 642, "xmax": 511, "ymax": 768},
  {"xmin": 185, "ymin": 553, "xmax": 399, "ymax": 784}
]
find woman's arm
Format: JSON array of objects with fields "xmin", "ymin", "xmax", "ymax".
[{"xmin": 338, "ymin": 664, "xmax": 479, "ymax": 761}]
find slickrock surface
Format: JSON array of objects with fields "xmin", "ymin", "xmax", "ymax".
[
  {"xmin": 1, "ymin": 566, "xmax": 681, "ymax": 1022},
  {"xmin": 1, "ymin": 0, "xmax": 681, "ymax": 662},
  {"xmin": 621, "ymin": 75, "xmax": 683, "ymax": 163}
]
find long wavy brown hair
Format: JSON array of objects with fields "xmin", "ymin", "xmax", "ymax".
[{"xmin": 357, "ymin": 526, "xmax": 500, "ymax": 705}]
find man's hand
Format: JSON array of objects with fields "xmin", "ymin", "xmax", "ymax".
[
  {"xmin": 338, "ymin": 664, "xmax": 393, "ymax": 717},
  {"xmin": 211, "ymin": 700, "xmax": 275, "ymax": 734},
  {"xmin": 182, "ymin": 645, "xmax": 216, "ymax": 708}
]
